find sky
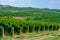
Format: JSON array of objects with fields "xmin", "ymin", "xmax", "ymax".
[{"xmin": 0, "ymin": 0, "xmax": 60, "ymax": 9}]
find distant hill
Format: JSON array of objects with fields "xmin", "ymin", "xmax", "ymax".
[{"xmin": 0, "ymin": 4, "xmax": 60, "ymax": 22}]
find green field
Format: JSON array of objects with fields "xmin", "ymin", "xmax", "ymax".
[
  {"xmin": 0, "ymin": 5, "xmax": 60, "ymax": 40},
  {"xmin": 0, "ymin": 5, "xmax": 60, "ymax": 23}
]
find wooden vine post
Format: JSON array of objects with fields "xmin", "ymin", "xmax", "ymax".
[
  {"xmin": 33, "ymin": 25, "xmax": 35, "ymax": 33},
  {"xmin": 2, "ymin": 27, "xmax": 4, "ymax": 38},
  {"xmin": 57, "ymin": 25, "xmax": 60, "ymax": 31},
  {"xmin": 44, "ymin": 25, "xmax": 45, "ymax": 31},
  {"xmin": 48, "ymin": 25, "xmax": 49, "ymax": 31},
  {"xmin": 20, "ymin": 27, "xmax": 22, "ymax": 38},
  {"xmin": 27, "ymin": 26, "xmax": 29, "ymax": 33},
  {"xmin": 38, "ymin": 25, "xmax": 40, "ymax": 32},
  {"xmin": 52, "ymin": 25, "xmax": 53, "ymax": 31},
  {"xmin": 12, "ymin": 27, "xmax": 14, "ymax": 38},
  {"xmin": 55, "ymin": 25, "xmax": 57, "ymax": 31}
]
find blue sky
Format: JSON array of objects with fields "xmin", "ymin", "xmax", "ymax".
[{"xmin": 0, "ymin": 0, "xmax": 60, "ymax": 9}]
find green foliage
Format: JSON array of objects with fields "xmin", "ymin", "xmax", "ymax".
[
  {"xmin": 0, "ymin": 27, "xmax": 4, "ymax": 38},
  {"xmin": 0, "ymin": 17, "xmax": 60, "ymax": 36},
  {"xmin": 0, "ymin": 5, "xmax": 60, "ymax": 22},
  {"xmin": 0, "ymin": 4, "xmax": 60, "ymax": 35}
]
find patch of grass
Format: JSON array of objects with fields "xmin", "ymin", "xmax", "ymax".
[{"xmin": 44, "ymin": 36, "xmax": 60, "ymax": 40}]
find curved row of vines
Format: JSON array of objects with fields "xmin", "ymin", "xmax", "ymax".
[{"xmin": 0, "ymin": 17, "xmax": 60, "ymax": 37}]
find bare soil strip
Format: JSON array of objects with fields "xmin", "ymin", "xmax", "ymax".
[{"xmin": 1, "ymin": 31, "xmax": 60, "ymax": 40}]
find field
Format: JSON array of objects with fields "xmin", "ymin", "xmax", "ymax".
[{"xmin": 0, "ymin": 5, "xmax": 60, "ymax": 40}]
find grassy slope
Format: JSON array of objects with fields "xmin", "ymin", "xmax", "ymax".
[{"xmin": 0, "ymin": 5, "xmax": 60, "ymax": 23}]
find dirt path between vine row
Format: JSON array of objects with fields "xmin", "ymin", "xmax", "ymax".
[
  {"xmin": 13, "ymin": 34, "xmax": 53, "ymax": 40},
  {"xmin": 12, "ymin": 31, "xmax": 60, "ymax": 40},
  {"xmin": 1, "ymin": 31, "xmax": 60, "ymax": 40}
]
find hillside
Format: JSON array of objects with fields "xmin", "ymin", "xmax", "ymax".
[
  {"xmin": 0, "ymin": 4, "xmax": 60, "ymax": 22},
  {"xmin": 0, "ymin": 5, "xmax": 60, "ymax": 40}
]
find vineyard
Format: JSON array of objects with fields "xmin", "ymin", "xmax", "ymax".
[
  {"xmin": 0, "ymin": 17, "xmax": 60, "ymax": 38},
  {"xmin": 0, "ymin": 5, "xmax": 60, "ymax": 40}
]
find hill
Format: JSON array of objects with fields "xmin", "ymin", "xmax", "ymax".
[{"xmin": 0, "ymin": 4, "xmax": 60, "ymax": 22}]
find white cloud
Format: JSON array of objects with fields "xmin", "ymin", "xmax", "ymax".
[
  {"xmin": 0, "ymin": 0, "xmax": 16, "ymax": 5},
  {"xmin": 0, "ymin": 0, "xmax": 32, "ymax": 7}
]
